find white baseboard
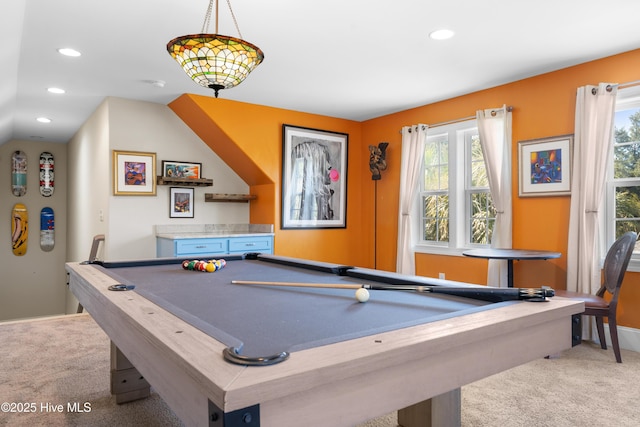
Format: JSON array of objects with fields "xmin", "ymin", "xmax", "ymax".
[{"xmin": 598, "ymin": 324, "xmax": 640, "ymax": 353}]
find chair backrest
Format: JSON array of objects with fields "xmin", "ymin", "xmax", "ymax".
[
  {"xmin": 88, "ymin": 234, "xmax": 105, "ymax": 262},
  {"xmin": 602, "ymin": 231, "xmax": 637, "ymax": 297}
]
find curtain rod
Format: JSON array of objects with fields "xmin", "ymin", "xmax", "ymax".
[
  {"xmin": 400, "ymin": 105, "xmax": 513, "ymax": 133},
  {"xmin": 619, "ymin": 79, "xmax": 640, "ymax": 89},
  {"xmin": 595, "ymin": 80, "xmax": 640, "ymax": 94},
  {"xmin": 599, "ymin": 80, "xmax": 640, "ymax": 93},
  {"xmin": 400, "ymin": 80, "xmax": 639, "ymax": 132}
]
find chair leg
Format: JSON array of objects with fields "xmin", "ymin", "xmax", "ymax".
[
  {"xmin": 595, "ymin": 316, "xmax": 607, "ymax": 350},
  {"xmin": 608, "ymin": 316, "xmax": 622, "ymax": 363}
]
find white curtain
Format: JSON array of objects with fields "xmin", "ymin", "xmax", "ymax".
[
  {"xmin": 567, "ymin": 83, "xmax": 617, "ymax": 337},
  {"xmin": 396, "ymin": 124, "xmax": 428, "ymax": 275},
  {"xmin": 476, "ymin": 106, "xmax": 513, "ymax": 287}
]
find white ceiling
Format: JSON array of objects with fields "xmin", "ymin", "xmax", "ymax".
[{"xmin": 3, "ymin": 0, "xmax": 640, "ymax": 145}]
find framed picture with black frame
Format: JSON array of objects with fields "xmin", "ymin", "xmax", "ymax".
[
  {"xmin": 161, "ymin": 160, "xmax": 202, "ymax": 179},
  {"xmin": 169, "ymin": 187, "xmax": 194, "ymax": 218},
  {"xmin": 281, "ymin": 124, "xmax": 348, "ymax": 229}
]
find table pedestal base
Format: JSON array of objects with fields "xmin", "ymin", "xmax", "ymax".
[
  {"xmin": 110, "ymin": 342, "xmax": 150, "ymax": 404},
  {"xmin": 398, "ymin": 388, "xmax": 461, "ymax": 427}
]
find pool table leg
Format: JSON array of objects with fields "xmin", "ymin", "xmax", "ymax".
[
  {"xmin": 109, "ymin": 341, "xmax": 151, "ymax": 404},
  {"xmin": 397, "ymin": 388, "xmax": 461, "ymax": 427}
]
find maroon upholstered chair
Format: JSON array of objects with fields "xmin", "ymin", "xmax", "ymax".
[{"xmin": 555, "ymin": 231, "xmax": 637, "ymax": 363}]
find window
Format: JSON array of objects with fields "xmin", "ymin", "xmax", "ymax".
[
  {"xmin": 417, "ymin": 120, "xmax": 495, "ymax": 254},
  {"xmin": 605, "ymin": 87, "xmax": 640, "ymax": 268},
  {"xmin": 469, "ymin": 134, "xmax": 496, "ymax": 245}
]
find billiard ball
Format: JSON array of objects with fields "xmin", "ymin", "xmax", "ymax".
[{"xmin": 355, "ymin": 287, "xmax": 370, "ymax": 303}]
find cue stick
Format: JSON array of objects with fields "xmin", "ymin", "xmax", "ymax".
[{"xmin": 230, "ymin": 280, "xmax": 554, "ymax": 302}]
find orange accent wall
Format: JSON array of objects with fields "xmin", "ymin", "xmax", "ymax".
[
  {"xmin": 169, "ymin": 95, "xmax": 370, "ymax": 267},
  {"xmin": 170, "ymin": 48, "xmax": 640, "ymax": 329},
  {"xmin": 364, "ymin": 48, "xmax": 640, "ymax": 329}
]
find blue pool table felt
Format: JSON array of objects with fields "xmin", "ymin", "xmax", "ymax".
[{"xmin": 97, "ymin": 256, "xmax": 495, "ymax": 359}]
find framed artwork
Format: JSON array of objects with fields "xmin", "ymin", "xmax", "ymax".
[
  {"xmin": 170, "ymin": 187, "xmax": 194, "ymax": 218},
  {"xmin": 113, "ymin": 150, "xmax": 156, "ymax": 196},
  {"xmin": 281, "ymin": 124, "xmax": 348, "ymax": 229},
  {"xmin": 162, "ymin": 160, "xmax": 202, "ymax": 179},
  {"xmin": 518, "ymin": 135, "xmax": 573, "ymax": 197}
]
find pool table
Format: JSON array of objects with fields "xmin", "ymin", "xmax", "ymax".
[{"xmin": 66, "ymin": 253, "xmax": 583, "ymax": 427}]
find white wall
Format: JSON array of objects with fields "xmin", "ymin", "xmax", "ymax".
[
  {"xmin": 67, "ymin": 96, "xmax": 250, "ymax": 261},
  {"xmin": 66, "ymin": 101, "xmax": 110, "ymax": 263},
  {"xmin": 0, "ymin": 97, "xmax": 251, "ymax": 319},
  {"xmin": 105, "ymin": 97, "xmax": 249, "ymax": 260},
  {"xmin": 0, "ymin": 140, "xmax": 67, "ymax": 321}
]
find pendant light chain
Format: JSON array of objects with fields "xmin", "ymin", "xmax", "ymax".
[
  {"xmin": 201, "ymin": 0, "xmax": 243, "ymax": 38},
  {"xmin": 225, "ymin": 0, "xmax": 243, "ymax": 39},
  {"xmin": 201, "ymin": 0, "xmax": 214, "ymax": 33}
]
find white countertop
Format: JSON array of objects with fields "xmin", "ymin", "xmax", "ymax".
[
  {"xmin": 156, "ymin": 232, "xmax": 274, "ymax": 239},
  {"xmin": 155, "ymin": 224, "xmax": 274, "ymax": 240}
]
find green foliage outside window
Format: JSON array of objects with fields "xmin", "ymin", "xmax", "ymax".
[
  {"xmin": 422, "ymin": 137, "xmax": 449, "ymax": 242},
  {"xmin": 613, "ymin": 110, "xmax": 640, "ymax": 240},
  {"xmin": 421, "ymin": 131, "xmax": 495, "ymax": 245},
  {"xmin": 469, "ymin": 136, "xmax": 495, "ymax": 245}
]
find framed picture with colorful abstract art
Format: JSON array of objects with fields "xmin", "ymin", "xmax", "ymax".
[
  {"xmin": 281, "ymin": 124, "xmax": 348, "ymax": 229},
  {"xmin": 161, "ymin": 160, "xmax": 202, "ymax": 179},
  {"xmin": 518, "ymin": 135, "xmax": 573, "ymax": 197},
  {"xmin": 112, "ymin": 150, "xmax": 157, "ymax": 196}
]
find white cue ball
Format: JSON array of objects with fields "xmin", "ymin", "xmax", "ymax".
[{"xmin": 355, "ymin": 288, "xmax": 370, "ymax": 303}]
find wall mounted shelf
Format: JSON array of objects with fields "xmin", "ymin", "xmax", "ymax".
[
  {"xmin": 156, "ymin": 176, "xmax": 213, "ymax": 187},
  {"xmin": 204, "ymin": 193, "xmax": 257, "ymax": 203}
]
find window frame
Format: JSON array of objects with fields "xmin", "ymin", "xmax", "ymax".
[
  {"xmin": 415, "ymin": 119, "xmax": 494, "ymax": 256},
  {"xmin": 604, "ymin": 85, "xmax": 640, "ymax": 272}
]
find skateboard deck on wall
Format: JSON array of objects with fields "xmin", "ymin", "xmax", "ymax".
[
  {"xmin": 11, "ymin": 203, "xmax": 28, "ymax": 256},
  {"xmin": 11, "ymin": 150, "xmax": 27, "ymax": 196},
  {"xmin": 39, "ymin": 152, "xmax": 54, "ymax": 197},
  {"xmin": 40, "ymin": 207, "xmax": 54, "ymax": 252}
]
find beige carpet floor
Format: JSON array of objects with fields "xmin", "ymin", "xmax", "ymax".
[{"xmin": 1, "ymin": 314, "xmax": 639, "ymax": 427}]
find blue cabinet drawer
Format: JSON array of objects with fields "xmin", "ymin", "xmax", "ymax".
[
  {"xmin": 228, "ymin": 236, "xmax": 273, "ymax": 253},
  {"xmin": 175, "ymin": 239, "xmax": 228, "ymax": 255},
  {"xmin": 157, "ymin": 235, "xmax": 273, "ymax": 257}
]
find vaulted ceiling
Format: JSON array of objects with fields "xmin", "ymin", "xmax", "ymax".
[{"xmin": 3, "ymin": 0, "xmax": 640, "ymax": 145}]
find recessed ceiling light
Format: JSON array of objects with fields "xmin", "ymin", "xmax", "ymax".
[
  {"xmin": 57, "ymin": 48, "xmax": 81, "ymax": 57},
  {"xmin": 36, "ymin": 117, "xmax": 52, "ymax": 123},
  {"xmin": 47, "ymin": 87, "xmax": 66, "ymax": 94},
  {"xmin": 429, "ymin": 29, "xmax": 455, "ymax": 40}
]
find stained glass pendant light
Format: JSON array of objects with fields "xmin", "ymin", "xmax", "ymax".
[{"xmin": 167, "ymin": 0, "xmax": 264, "ymax": 98}]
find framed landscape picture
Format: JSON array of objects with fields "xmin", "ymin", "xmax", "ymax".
[
  {"xmin": 518, "ymin": 135, "xmax": 573, "ymax": 197},
  {"xmin": 113, "ymin": 150, "xmax": 156, "ymax": 196},
  {"xmin": 281, "ymin": 124, "xmax": 348, "ymax": 229}
]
